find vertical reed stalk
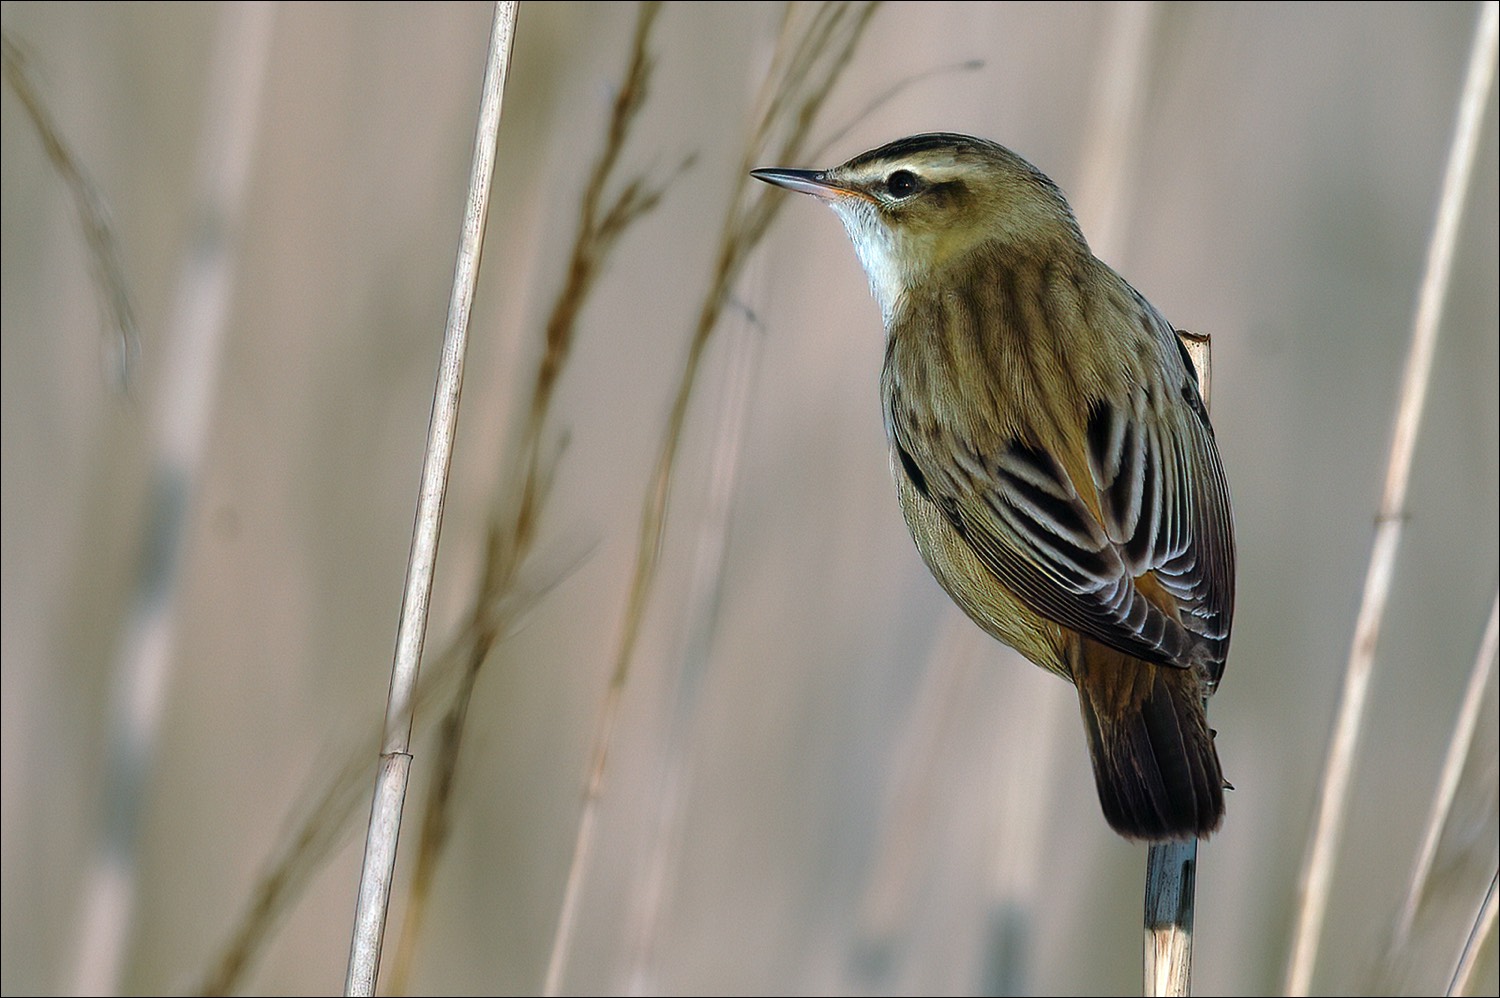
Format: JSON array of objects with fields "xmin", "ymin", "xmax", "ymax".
[
  {"xmin": 541, "ymin": 5, "xmax": 881, "ymax": 993},
  {"xmin": 1395, "ymin": 594, "xmax": 1500, "ymax": 944},
  {"xmin": 1283, "ymin": 6, "xmax": 1499, "ymax": 994},
  {"xmin": 385, "ymin": 4, "xmax": 680, "ymax": 989},
  {"xmin": 343, "ymin": 5, "xmax": 517, "ymax": 994},
  {"xmin": 1143, "ymin": 330, "xmax": 1210, "ymax": 998},
  {"xmin": 1448, "ymin": 871, "xmax": 1499, "ymax": 996}
]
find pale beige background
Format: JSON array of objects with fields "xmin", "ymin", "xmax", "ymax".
[{"xmin": 3, "ymin": 2, "xmax": 1497, "ymax": 995}]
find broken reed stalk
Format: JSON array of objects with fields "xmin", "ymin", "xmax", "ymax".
[
  {"xmin": 1144, "ymin": 839, "xmax": 1199, "ymax": 998},
  {"xmin": 540, "ymin": 4, "xmax": 882, "ymax": 993},
  {"xmin": 1048, "ymin": 6, "xmax": 1210, "ymax": 996},
  {"xmin": 343, "ymin": 4, "xmax": 517, "ymax": 995},
  {"xmin": 1141, "ymin": 330, "xmax": 1211, "ymax": 998},
  {"xmin": 1283, "ymin": 6, "xmax": 1498, "ymax": 994}
]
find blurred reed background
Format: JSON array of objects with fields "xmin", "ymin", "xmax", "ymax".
[{"xmin": 2, "ymin": 2, "xmax": 1496, "ymax": 995}]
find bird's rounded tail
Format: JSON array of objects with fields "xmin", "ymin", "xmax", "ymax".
[{"xmin": 1073, "ymin": 641, "xmax": 1226, "ymax": 841}]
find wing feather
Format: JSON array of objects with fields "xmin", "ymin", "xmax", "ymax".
[{"xmin": 889, "ymin": 307, "xmax": 1234, "ymax": 676}]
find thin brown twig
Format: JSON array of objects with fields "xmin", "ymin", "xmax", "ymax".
[
  {"xmin": 2, "ymin": 30, "xmax": 139, "ymax": 390},
  {"xmin": 540, "ymin": 4, "xmax": 882, "ymax": 993},
  {"xmin": 197, "ymin": 569, "xmax": 565, "ymax": 995},
  {"xmin": 385, "ymin": 4, "xmax": 690, "ymax": 991},
  {"xmin": 200, "ymin": 3, "xmax": 684, "ymax": 987},
  {"xmin": 199, "ymin": 632, "xmax": 471, "ymax": 996}
]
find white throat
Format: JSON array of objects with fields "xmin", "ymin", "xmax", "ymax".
[{"xmin": 828, "ymin": 199, "xmax": 905, "ymax": 327}]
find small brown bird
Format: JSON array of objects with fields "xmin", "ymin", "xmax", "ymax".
[{"xmin": 753, "ymin": 133, "xmax": 1235, "ymax": 841}]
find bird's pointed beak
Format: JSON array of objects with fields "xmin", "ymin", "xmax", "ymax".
[{"xmin": 750, "ymin": 167, "xmax": 849, "ymax": 200}]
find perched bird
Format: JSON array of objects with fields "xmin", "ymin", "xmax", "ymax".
[{"xmin": 753, "ymin": 133, "xmax": 1235, "ymax": 841}]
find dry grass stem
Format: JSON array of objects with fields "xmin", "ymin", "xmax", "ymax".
[
  {"xmin": 200, "ymin": 751, "xmax": 379, "ymax": 994},
  {"xmin": 200, "ymin": 6, "xmax": 683, "ymax": 989},
  {"xmin": 1374, "ymin": 590, "xmax": 1500, "ymax": 994},
  {"xmin": 199, "ymin": 712, "xmax": 421, "ymax": 996},
  {"xmin": 387, "ymin": 3, "xmax": 685, "ymax": 989},
  {"xmin": 849, "ymin": 612, "xmax": 1003, "ymax": 985},
  {"xmin": 541, "ymin": 4, "xmax": 881, "ymax": 993},
  {"xmin": 1144, "ymin": 838, "xmax": 1198, "ymax": 997},
  {"xmin": 808, "ymin": 57, "xmax": 985, "ymax": 162},
  {"xmin": 1396, "ymin": 593, "xmax": 1500, "ymax": 944},
  {"xmin": 344, "ymin": 5, "xmax": 517, "ymax": 994},
  {"xmin": 198, "ymin": 576, "xmax": 562, "ymax": 994},
  {"xmin": 1449, "ymin": 871, "xmax": 1499, "ymax": 996},
  {"xmin": 1283, "ymin": 6, "xmax": 1499, "ymax": 994},
  {"xmin": 1, "ymin": 29, "xmax": 139, "ymax": 390},
  {"xmin": 619, "ymin": 17, "xmax": 985, "ymax": 995},
  {"xmin": 1142, "ymin": 327, "xmax": 1211, "ymax": 998},
  {"xmin": 618, "ymin": 299, "xmax": 763, "ymax": 993}
]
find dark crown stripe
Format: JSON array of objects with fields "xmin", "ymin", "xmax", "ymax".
[{"xmin": 845, "ymin": 132, "xmax": 1000, "ymax": 169}]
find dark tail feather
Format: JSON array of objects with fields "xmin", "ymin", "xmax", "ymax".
[{"xmin": 1074, "ymin": 643, "xmax": 1225, "ymax": 841}]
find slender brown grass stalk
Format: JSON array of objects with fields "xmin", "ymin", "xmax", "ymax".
[
  {"xmin": 1283, "ymin": 6, "xmax": 1499, "ymax": 993},
  {"xmin": 385, "ymin": 3, "xmax": 689, "ymax": 990},
  {"xmin": 1396, "ymin": 593, "xmax": 1499, "ymax": 944},
  {"xmin": 198, "ymin": 578, "xmax": 564, "ymax": 995},
  {"xmin": 618, "ymin": 43, "xmax": 987, "ymax": 998},
  {"xmin": 1374, "ymin": 592, "xmax": 1500, "ymax": 994},
  {"xmin": 540, "ymin": 4, "xmax": 882, "ymax": 993},
  {"xmin": 201, "ymin": 5, "xmax": 689, "ymax": 993},
  {"xmin": 1072, "ymin": 0, "xmax": 1158, "ymax": 267},
  {"xmin": 1, "ymin": 29, "xmax": 139, "ymax": 391},
  {"xmin": 849, "ymin": 610, "xmax": 1012, "ymax": 990},
  {"xmin": 200, "ymin": 707, "xmax": 422, "ymax": 995},
  {"xmin": 1449, "ymin": 871, "xmax": 1499, "ymax": 996},
  {"xmin": 617, "ymin": 298, "xmax": 763, "ymax": 993}
]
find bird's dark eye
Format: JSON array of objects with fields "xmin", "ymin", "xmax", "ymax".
[{"xmin": 885, "ymin": 169, "xmax": 919, "ymax": 198}]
